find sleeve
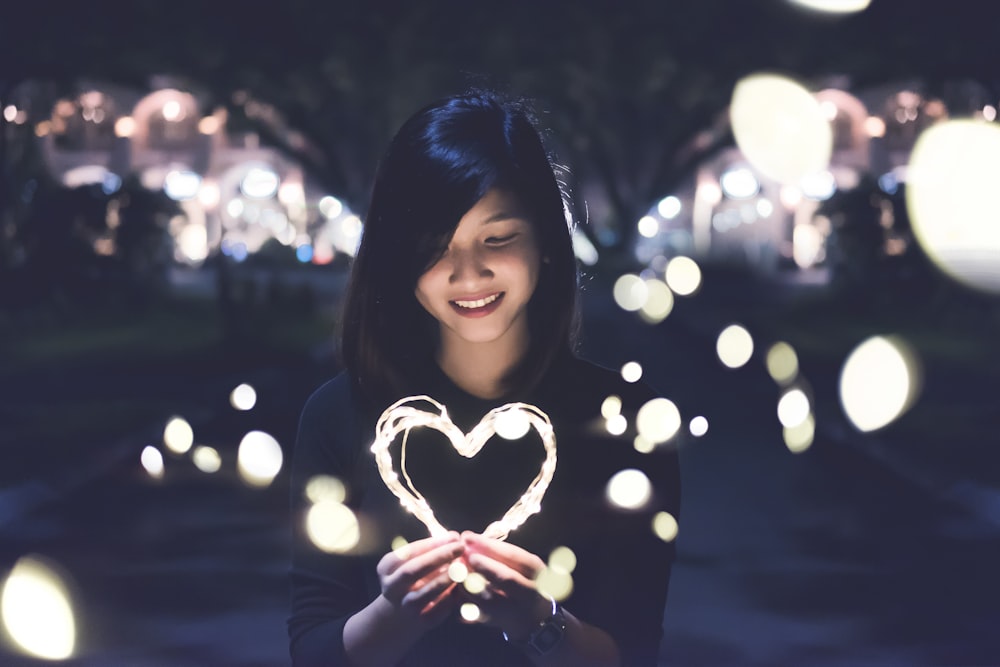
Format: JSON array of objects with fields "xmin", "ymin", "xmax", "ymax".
[{"xmin": 287, "ymin": 374, "xmax": 370, "ymax": 667}]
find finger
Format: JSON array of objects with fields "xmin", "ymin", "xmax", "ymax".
[
  {"xmin": 466, "ymin": 551, "xmax": 537, "ymax": 598},
  {"xmin": 462, "ymin": 532, "xmax": 544, "ymax": 578},
  {"xmin": 384, "ymin": 541, "xmax": 465, "ymax": 596},
  {"xmin": 378, "ymin": 533, "xmax": 460, "ymax": 577}
]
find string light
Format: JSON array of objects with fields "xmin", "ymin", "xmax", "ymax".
[{"xmin": 371, "ymin": 396, "xmax": 557, "ymax": 541}]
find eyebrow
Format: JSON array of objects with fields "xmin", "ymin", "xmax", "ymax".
[{"xmin": 481, "ymin": 211, "xmax": 527, "ymax": 225}]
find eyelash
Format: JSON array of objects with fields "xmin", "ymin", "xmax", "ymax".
[{"xmin": 485, "ymin": 234, "xmax": 518, "ymax": 245}]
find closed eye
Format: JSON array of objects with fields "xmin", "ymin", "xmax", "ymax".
[{"xmin": 485, "ymin": 234, "xmax": 518, "ymax": 245}]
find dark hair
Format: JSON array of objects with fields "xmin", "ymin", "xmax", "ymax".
[{"xmin": 340, "ymin": 91, "xmax": 579, "ymax": 406}]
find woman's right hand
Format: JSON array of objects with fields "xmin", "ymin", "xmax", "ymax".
[{"xmin": 376, "ymin": 532, "xmax": 465, "ymax": 629}]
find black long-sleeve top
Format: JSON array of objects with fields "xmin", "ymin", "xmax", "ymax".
[{"xmin": 288, "ymin": 355, "xmax": 681, "ymax": 666}]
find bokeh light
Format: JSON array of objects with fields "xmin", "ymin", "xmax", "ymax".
[
  {"xmin": 621, "ymin": 361, "xmax": 643, "ymax": 383},
  {"xmin": 689, "ymin": 416, "xmax": 709, "ymax": 437},
  {"xmin": 637, "ymin": 216, "xmax": 660, "ymax": 238},
  {"xmin": 906, "ymin": 120, "xmax": 1000, "ymax": 293},
  {"xmin": 140, "ymin": 445, "xmax": 164, "ymax": 479},
  {"xmin": 788, "ymin": 0, "xmax": 871, "ymax": 13},
  {"xmin": 605, "ymin": 414, "xmax": 628, "ymax": 436},
  {"xmin": 535, "ymin": 566, "xmax": 573, "ymax": 602},
  {"xmin": 606, "ymin": 469, "xmax": 652, "ymax": 509},
  {"xmin": 613, "ymin": 274, "xmax": 648, "ymax": 311},
  {"xmin": 1, "ymin": 555, "xmax": 76, "ymax": 660},
  {"xmin": 633, "ymin": 435, "xmax": 655, "ymax": 454},
  {"xmin": 306, "ymin": 475, "xmax": 347, "ymax": 504},
  {"xmin": 163, "ymin": 416, "xmax": 194, "ymax": 455},
  {"xmin": 730, "ymin": 73, "xmax": 833, "ymax": 185},
  {"xmin": 639, "ymin": 279, "xmax": 674, "ymax": 324},
  {"xmin": 652, "ymin": 511, "xmax": 679, "ymax": 542},
  {"xmin": 237, "ymin": 430, "xmax": 283, "ymax": 487},
  {"xmin": 463, "ymin": 572, "xmax": 488, "ymax": 595},
  {"xmin": 230, "ymin": 383, "xmax": 257, "ymax": 411},
  {"xmin": 766, "ymin": 342, "xmax": 799, "ymax": 384},
  {"xmin": 657, "ymin": 196, "xmax": 682, "ymax": 219},
  {"xmin": 839, "ymin": 336, "xmax": 921, "ymax": 432},
  {"xmin": 664, "ymin": 256, "xmax": 702, "ymax": 296},
  {"xmin": 448, "ymin": 560, "xmax": 469, "ymax": 583},
  {"xmin": 601, "ymin": 395, "xmax": 622, "ymax": 420},
  {"xmin": 460, "ymin": 603, "xmax": 482, "ymax": 622},
  {"xmin": 784, "ymin": 413, "xmax": 815, "ymax": 453},
  {"xmin": 548, "ymin": 546, "xmax": 577, "ymax": 575},
  {"xmin": 494, "ymin": 408, "xmax": 531, "ymax": 440},
  {"xmin": 305, "ymin": 500, "xmax": 360, "ymax": 553},
  {"xmin": 777, "ymin": 388, "xmax": 811, "ymax": 428},
  {"xmin": 716, "ymin": 324, "xmax": 754, "ymax": 369},
  {"xmin": 191, "ymin": 446, "xmax": 221, "ymax": 473},
  {"xmin": 636, "ymin": 398, "xmax": 682, "ymax": 445}
]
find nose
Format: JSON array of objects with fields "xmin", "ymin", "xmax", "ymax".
[{"xmin": 447, "ymin": 246, "xmax": 492, "ymax": 285}]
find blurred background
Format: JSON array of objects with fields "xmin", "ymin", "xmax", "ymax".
[{"xmin": 1, "ymin": 1, "xmax": 999, "ymax": 665}]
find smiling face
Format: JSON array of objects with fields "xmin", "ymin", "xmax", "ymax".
[{"xmin": 415, "ymin": 189, "xmax": 542, "ymax": 363}]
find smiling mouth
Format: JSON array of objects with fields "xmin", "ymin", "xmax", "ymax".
[{"xmin": 452, "ymin": 292, "xmax": 502, "ymax": 309}]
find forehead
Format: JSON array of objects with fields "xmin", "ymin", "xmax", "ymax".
[{"xmin": 457, "ymin": 189, "xmax": 529, "ymax": 228}]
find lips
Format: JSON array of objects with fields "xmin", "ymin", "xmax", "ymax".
[{"xmin": 450, "ymin": 292, "xmax": 504, "ymax": 317}]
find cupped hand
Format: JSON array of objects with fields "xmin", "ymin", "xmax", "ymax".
[
  {"xmin": 460, "ymin": 531, "xmax": 553, "ymax": 641},
  {"xmin": 376, "ymin": 532, "xmax": 465, "ymax": 628}
]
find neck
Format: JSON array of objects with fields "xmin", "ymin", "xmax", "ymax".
[{"xmin": 436, "ymin": 330, "xmax": 529, "ymax": 400}]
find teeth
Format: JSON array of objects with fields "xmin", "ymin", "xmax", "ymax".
[{"xmin": 454, "ymin": 293, "xmax": 500, "ymax": 309}]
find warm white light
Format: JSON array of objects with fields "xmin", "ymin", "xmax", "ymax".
[
  {"xmin": 141, "ymin": 445, "xmax": 164, "ymax": 478},
  {"xmin": 788, "ymin": 0, "xmax": 871, "ymax": 13},
  {"xmin": 784, "ymin": 413, "xmax": 815, "ymax": 453},
  {"xmin": 601, "ymin": 395, "xmax": 622, "ymax": 420},
  {"xmin": 448, "ymin": 560, "xmax": 469, "ymax": 583},
  {"xmin": 192, "ymin": 446, "xmax": 221, "ymax": 473},
  {"xmin": 198, "ymin": 116, "xmax": 221, "ymax": 134},
  {"xmin": 664, "ymin": 256, "xmax": 702, "ymax": 296},
  {"xmin": 605, "ymin": 414, "xmax": 628, "ymax": 436},
  {"xmin": 639, "ymin": 279, "xmax": 674, "ymax": 324},
  {"xmin": 606, "ymin": 469, "xmax": 652, "ymax": 509},
  {"xmin": 198, "ymin": 181, "xmax": 220, "ymax": 208},
  {"xmin": 730, "ymin": 73, "xmax": 833, "ymax": 185},
  {"xmin": 620, "ymin": 361, "xmax": 643, "ymax": 383},
  {"xmin": 637, "ymin": 216, "xmax": 660, "ymax": 238},
  {"xmin": 164, "ymin": 170, "xmax": 201, "ymax": 201},
  {"xmin": 793, "ymin": 223, "xmax": 825, "ymax": 269},
  {"xmin": 494, "ymin": 407, "xmax": 531, "ymax": 440},
  {"xmin": 657, "ymin": 196, "xmax": 682, "ymax": 219},
  {"xmin": 319, "ymin": 195, "xmax": 343, "ymax": 218},
  {"xmin": 689, "ymin": 416, "xmax": 709, "ymax": 437},
  {"xmin": 226, "ymin": 199, "xmax": 245, "ymax": 218},
  {"xmin": 306, "ymin": 475, "xmax": 347, "ymax": 504},
  {"xmin": 983, "ymin": 106, "xmax": 998, "ymax": 122},
  {"xmin": 3, "ymin": 105, "xmax": 17, "ymax": 122},
  {"xmin": 800, "ymin": 170, "xmax": 837, "ymax": 200},
  {"xmin": 716, "ymin": 324, "xmax": 754, "ymax": 369},
  {"xmin": 1, "ymin": 556, "xmax": 76, "ymax": 660},
  {"xmin": 463, "ymin": 572, "xmax": 487, "ymax": 595},
  {"xmin": 864, "ymin": 116, "xmax": 886, "ymax": 137},
  {"xmin": 115, "ymin": 116, "xmax": 136, "ymax": 138},
  {"xmin": 652, "ymin": 511, "xmax": 679, "ymax": 542},
  {"xmin": 535, "ymin": 567, "xmax": 573, "ymax": 602},
  {"xmin": 766, "ymin": 342, "xmax": 799, "ymax": 384},
  {"xmin": 840, "ymin": 336, "xmax": 921, "ymax": 432},
  {"xmin": 460, "ymin": 603, "xmax": 482, "ymax": 622},
  {"xmin": 777, "ymin": 388, "xmax": 810, "ymax": 428},
  {"xmin": 613, "ymin": 274, "xmax": 648, "ymax": 311},
  {"xmin": 237, "ymin": 430, "xmax": 284, "ymax": 487},
  {"xmin": 177, "ymin": 224, "xmax": 208, "ymax": 263},
  {"xmin": 548, "ymin": 546, "xmax": 577, "ymax": 574},
  {"xmin": 906, "ymin": 120, "xmax": 1000, "ymax": 293},
  {"xmin": 636, "ymin": 398, "xmax": 681, "ymax": 445},
  {"xmin": 371, "ymin": 397, "xmax": 556, "ymax": 541},
  {"xmin": 230, "ymin": 383, "xmax": 257, "ymax": 411},
  {"xmin": 240, "ymin": 167, "xmax": 280, "ymax": 199},
  {"xmin": 163, "ymin": 417, "xmax": 194, "ymax": 454},
  {"xmin": 720, "ymin": 167, "xmax": 760, "ymax": 199},
  {"xmin": 162, "ymin": 100, "xmax": 183, "ymax": 121},
  {"xmin": 306, "ymin": 500, "xmax": 360, "ymax": 553}
]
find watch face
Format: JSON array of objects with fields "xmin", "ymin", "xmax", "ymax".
[{"xmin": 532, "ymin": 624, "xmax": 562, "ymax": 651}]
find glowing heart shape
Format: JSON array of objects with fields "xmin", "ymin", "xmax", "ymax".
[{"xmin": 371, "ymin": 395, "xmax": 557, "ymax": 541}]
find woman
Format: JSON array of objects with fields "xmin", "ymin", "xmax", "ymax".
[{"xmin": 289, "ymin": 91, "xmax": 680, "ymax": 666}]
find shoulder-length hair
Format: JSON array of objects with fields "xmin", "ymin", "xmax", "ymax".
[{"xmin": 339, "ymin": 91, "xmax": 580, "ymax": 407}]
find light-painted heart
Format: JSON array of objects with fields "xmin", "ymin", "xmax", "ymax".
[{"xmin": 370, "ymin": 395, "xmax": 557, "ymax": 541}]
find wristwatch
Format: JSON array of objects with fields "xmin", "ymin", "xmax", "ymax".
[{"xmin": 504, "ymin": 597, "xmax": 568, "ymax": 656}]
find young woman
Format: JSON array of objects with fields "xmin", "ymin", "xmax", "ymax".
[{"xmin": 289, "ymin": 91, "xmax": 680, "ymax": 666}]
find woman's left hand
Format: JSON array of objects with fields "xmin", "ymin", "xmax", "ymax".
[{"xmin": 460, "ymin": 531, "xmax": 554, "ymax": 641}]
